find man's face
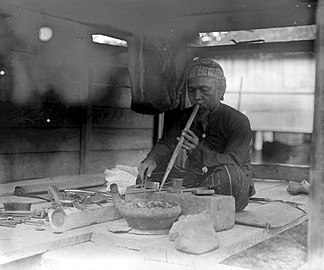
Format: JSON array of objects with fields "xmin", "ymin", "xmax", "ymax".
[{"xmin": 187, "ymin": 76, "xmax": 224, "ymax": 112}]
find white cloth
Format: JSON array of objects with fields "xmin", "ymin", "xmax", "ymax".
[{"xmin": 104, "ymin": 165, "xmax": 138, "ymax": 194}]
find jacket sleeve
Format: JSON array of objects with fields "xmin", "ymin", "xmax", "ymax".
[
  {"xmin": 144, "ymin": 110, "xmax": 186, "ymax": 167},
  {"xmin": 190, "ymin": 117, "xmax": 252, "ymax": 168}
]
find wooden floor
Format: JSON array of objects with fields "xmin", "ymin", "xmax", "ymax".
[{"xmin": 0, "ymin": 179, "xmax": 309, "ymax": 270}]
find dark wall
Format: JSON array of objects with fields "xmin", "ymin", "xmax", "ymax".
[{"xmin": 0, "ymin": 7, "xmax": 154, "ymax": 183}]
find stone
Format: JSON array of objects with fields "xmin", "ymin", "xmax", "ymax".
[{"xmin": 169, "ymin": 212, "xmax": 220, "ymax": 254}]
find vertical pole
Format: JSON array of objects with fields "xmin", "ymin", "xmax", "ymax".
[
  {"xmin": 308, "ymin": 0, "xmax": 324, "ymax": 268},
  {"xmin": 80, "ymin": 64, "xmax": 92, "ymax": 174},
  {"xmin": 237, "ymin": 77, "xmax": 243, "ymax": 111},
  {"xmin": 80, "ymin": 104, "xmax": 92, "ymax": 174}
]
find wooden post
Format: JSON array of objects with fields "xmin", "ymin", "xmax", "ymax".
[
  {"xmin": 79, "ymin": 63, "xmax": 92, "ymax": 174},
  {"xmin": 80, "ymin": 104, "xmax": 92, "ymax": 174},
  {"xmin": 308, "ymin": 0, "xmax": 324, "ymax": 268}
]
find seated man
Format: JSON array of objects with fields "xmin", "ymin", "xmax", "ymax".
[{"xmin": 137, "ymin": 57, "xmax": 255, "ymax": 212}]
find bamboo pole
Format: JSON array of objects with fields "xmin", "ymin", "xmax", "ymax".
[
  {"xmin": 308, "ymin": 0, "xmax": 324, "ymax": 268},
  {"xmin": 159, "ymin": 104, "xmax": 200, "ymax": 191}
]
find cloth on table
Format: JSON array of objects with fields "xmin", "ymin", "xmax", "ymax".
[
  {"xmin": 235, "ymin": 201, "xmax": 307, "ymax": 229},
  {"xmin": 105, "ymin": 165, "xmax": 138, "ymax": 194}
]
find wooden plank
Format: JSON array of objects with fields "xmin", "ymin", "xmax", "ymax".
[
  {"xmin": 0, "ymin": 174, "xmax": 105, "ymax": 196},
  {"xmin": 0, "ymin": 128, "xmax": 80, "ymax": 153},
  {"xmin": 90, "ymin": 86, "xmax": 131, "ymax": 108},
  {"xmin": 92, "ymin": 107, "xmax": 154, "ymax": 129},
  {"xmin": 91, "ymin": 128, "xmax": 153, "ymax": 150},
  {"xmin": 252, "ymin": 163, "xmax": 309, "ymax": 182},
  {"xmin": 48, "ymin": 203, "xmax": 121, "ymax": 232},
  {"xmin": 308, "ymin": 0, "xmax": 324, "ymax": 268},
  {"xmin": 0, "ymin": 102, "xmax": 83, "ymax": 128},
  {"xmin": 85, "ymin": 149, "xmax": 150, "ymax": 174},
  {"xmin": 0, "ymin": 152, "xmax": 80, "ymax": 183},
  {"xmin": 251, "ymin": 179, "xmax": 285, "ymax": 191},
  {"xmin": 0, "ymin": 225, "xmax": 93, "ymax": 265},
  {"xmin": 183, "ymin": 1, "xmax": 316, "ymax": 33},
  {"xmin": 187, "ymin": 40, "xmax": 315, "ymax": 57}
]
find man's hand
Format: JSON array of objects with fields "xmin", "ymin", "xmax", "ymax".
[
  {"xmin": 138, "ymin": 159, "xmax": 157, "ymax": 180},
  {"xmin": 177, "ymin": 129, "xmax": 200, "ymax": 152}
]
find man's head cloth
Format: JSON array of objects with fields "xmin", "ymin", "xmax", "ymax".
[{"xmin": 186, "ymin": 57, "xmax": 226, "ymax": 99}]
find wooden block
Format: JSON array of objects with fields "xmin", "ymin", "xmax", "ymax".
[
  {"xmin": 125, "ymin": 189, "xmax": 235, "ymax": 232},
  {"xmin": 192, "ymin": 189, "xmax": 215, "ymax": 195},
  {"xmin": 48, "ymin": 203, "xmax": 121, "ymax": 232}
]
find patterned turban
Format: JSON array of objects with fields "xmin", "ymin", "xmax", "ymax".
[
  {"xmin": 186, "ymin": 57, "xmax": 226, "ymax": 98},
  {"xmin": 187, "ymin": 57, "xmax": 226, "ymax": 80}
]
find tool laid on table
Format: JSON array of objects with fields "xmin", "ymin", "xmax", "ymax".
[
  {"xmin": 0, "ymin": 213, "xmax": 47, "ymax": 229},
  {"xmin": 48, "ymin": 184, "xmax": 113, "ymax": 209},
  {"xmin": 167, "ymin": 178, "xmax": 215, "ymax": 195}
]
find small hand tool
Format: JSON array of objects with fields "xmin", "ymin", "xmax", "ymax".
[
  {"xmin": 48, "ymin": 184, "xmax": 63, "ymax": 206},
  {"xmin": 0, "ymin": 221, "xmax": 17, "ymax": 228}
]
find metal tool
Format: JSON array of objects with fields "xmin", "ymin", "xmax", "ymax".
[
  {"xmin": 48, "ymin": 184, "xmax": 63, "ymax": 206},
  {"xmin": 64, "ymin": 189, "xmax": 97, "ymax": 195},
  {"xmin": 64, "ymin": 189, "xmax": 113, "ymax": 204},
  {"xmin": 0, "ymin": 221, "xmax": 17, "ymax": 228},
  {"xmin": 159, "ymin": 104, "xmax": 200, "ymax": 191}
]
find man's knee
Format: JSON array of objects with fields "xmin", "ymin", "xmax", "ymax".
[{"xmin": 205, "ymin": 164, "xmax": 251, "ymax": 211}]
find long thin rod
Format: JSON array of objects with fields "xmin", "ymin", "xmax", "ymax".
[{"xmin": 159, "ymin": 104, "xmax": 200, "ymax": 191}]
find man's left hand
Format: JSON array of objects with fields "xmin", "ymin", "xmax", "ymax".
[{"xmin": 177, "ymin": 129, "xmax": 199, "ymax": 152}]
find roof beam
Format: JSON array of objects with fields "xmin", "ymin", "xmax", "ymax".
[
  {"xmin": 187, "ymin": 40, "xmax": 315, "ymax": 57},
  {"xmin": 181, "ymin": 2, "xmax": 317, "ymax": 33}
]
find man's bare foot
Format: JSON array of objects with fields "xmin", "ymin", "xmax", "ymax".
[{"xmin": 287, "ymin": 180, "xmax": 310, "ymax": 195}]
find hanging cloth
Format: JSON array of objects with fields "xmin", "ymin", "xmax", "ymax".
[{"xmin": 128, "ymin": 32, "xmax": 187, "ymax": 114}]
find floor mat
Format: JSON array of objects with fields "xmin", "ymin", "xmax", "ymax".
[{"xmin": 235, "ymin": 201, "xmax": 307, "ymax": 229}]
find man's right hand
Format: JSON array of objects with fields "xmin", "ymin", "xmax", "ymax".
[{"xmin": 137, "ymin": 159, "xmax": 157, "ymax": 180}]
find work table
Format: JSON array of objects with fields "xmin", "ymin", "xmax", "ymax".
[{"xmin": 0, "ymin": 177, "xmax": 309, "ymax": 269}]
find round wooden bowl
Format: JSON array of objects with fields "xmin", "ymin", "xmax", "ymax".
[{"xmin": 110, "ymin": 183, "xmax": 181, "ymax": 230}]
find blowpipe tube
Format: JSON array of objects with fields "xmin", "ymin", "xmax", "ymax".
[{"xmin": 159, "ymin": 104, "xmax": 200, "ymax": 191}]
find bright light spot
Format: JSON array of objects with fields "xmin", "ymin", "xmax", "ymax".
[
  {"xmin": 92, "ymin": 34, "xmax": 127, "ymax": 47},
  {"xmin": 46, "ymin": 119, "xmax": 51, "ymax": 123},
  {"xmin": 198, "ymin": 31, "xmax": 228, "ymax": 43},
  {"xmin": 0, "ymin": 70, "xmax": 5, "ymax": 76},
  {"xmin": 201, "ymin": 36, "xmax": 211, "ymax": 42},
  {"xmin": 39, "ymin": 26, "xmax": 54, "ymax": 42}
]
